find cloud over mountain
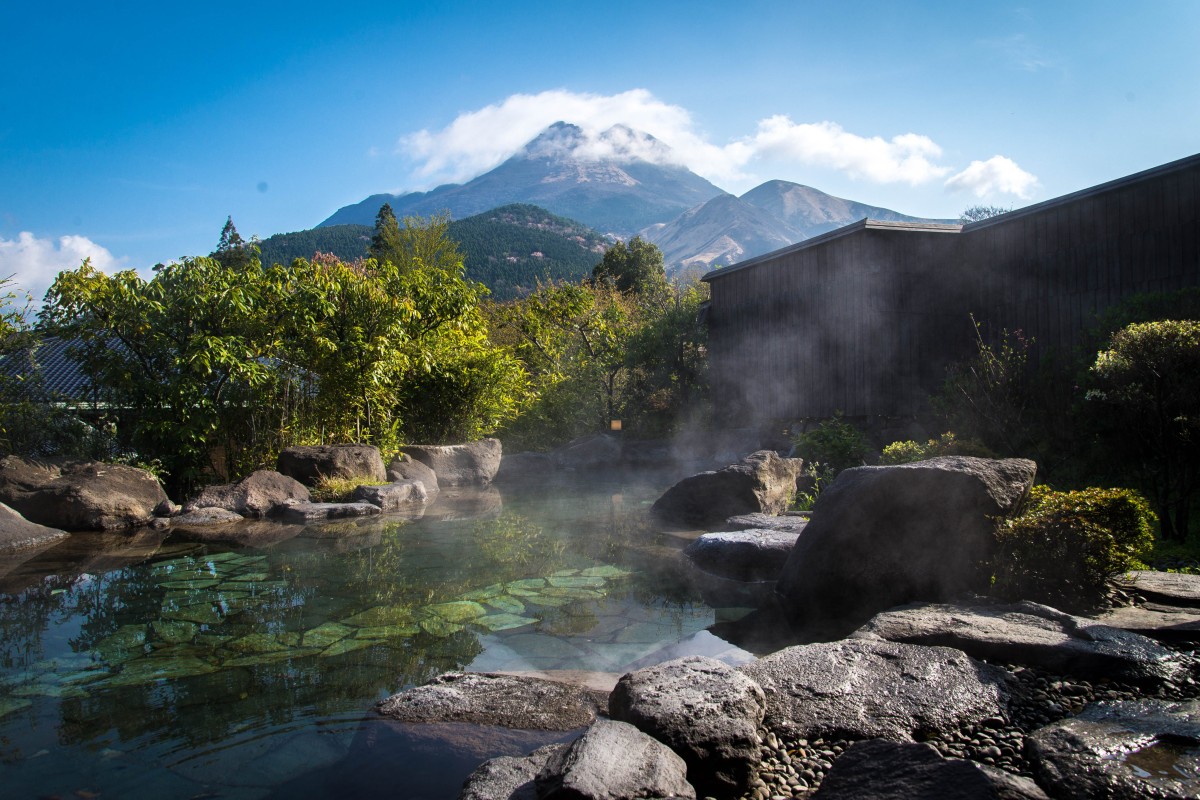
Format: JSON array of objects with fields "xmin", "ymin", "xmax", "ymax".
[{"xmin": 394, "ymin": 89, "xmax": 1038, "ymax": 202}]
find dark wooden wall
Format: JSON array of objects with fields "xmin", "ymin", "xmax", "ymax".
[{"xmin": 705, "ymin": 154, "xmax": 1200, "ymax": 425}]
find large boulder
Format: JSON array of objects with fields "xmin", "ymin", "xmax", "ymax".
[
  {"xmin": 399, "ymin": 439, "xmax": 502, "ymax": 486},
  {"xmin": 352, "ymin": 480, "xmax": 428, "ymax": 511},
  {"xmin": 0, "ymin": 455, "xmax": 169, "ymax": 531},
  {"xmin": 739, "ymin": 638, "xmax": 1008, "ymax": 742},
  {"xmin": 492, "ymin": 452, "xmax": 554, "ymax": 484},
  {"xmin": 1115, "ymin": 570, "xmax": 1200, "ymax": 605},
  {"xmin": 276, "ymin": 444, "xmax": 387, "ymax": 486},
  {"xmin": 460, "ymin": 743, "xmax": 568, "ymax": 800},
  {"xmin": 386, "ymin": 453, "xmax": 440, "ymax": 493},
  {"xmin": 776, "ymin": 456, "xmax": 1036, "ymax": 627},
  {"xmin": 652, "ymin": 450, "xmax": 804, "ymax": 529},
  {"xmin": 856, "ymin": 601, "xmax": 1191, "ymax": 689},
  {"xmin": 684, "ymin": 529, "xmax": 800, "ymax": 583},
  {"xmin": 812, "ymin": 739, "xmax": 1050, "ymax": 800},
  {"xmin": 0, "ymin": 501, "xmax": 68, "ymax": 552},
  {"xmin": 183, "ymin": 469, "xmax": 309, "ymax": 517},
  {"xmin": 609, "ymin": 655, "xmax": 765, "ymax": 796},
  {"xmin": 535, "ymin": 719, "xmax": 696, "ymax": 800},
  {"xmin": 1028, "ymin": 699, "xmax": 1200, "ymax": 799},
  {"xmin": 553, "ymin": 434, "xmax": 622, "ymax": 472},
  {"xmin": 377, "ymin": 672, "xmax": 599, "ymax": 731}
]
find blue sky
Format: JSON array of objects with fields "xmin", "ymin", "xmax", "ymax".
[{"xmin": 2, "ymin": 1, "xmax": 1197, "ymax": 300}]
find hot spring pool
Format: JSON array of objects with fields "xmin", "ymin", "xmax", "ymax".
[{"xmin": 0, "ymin": 476, "xmax": 753, "ymax": 799}]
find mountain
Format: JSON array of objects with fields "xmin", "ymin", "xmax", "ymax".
[
  {"xmin": 255, "ymin": 204, "xmax": 610, "ymax": 301},
  {"xmin": 320, "ymin": 122, "xmax": 725, "ymax": 235},
  {"xmin": 640, "ymin": 194, "xmax": 803, "ymax": 276},
  {"xmin": 740, "ymin": 180, "xmax": 950, "ymax": 237},
  {"xmin": 644, "ymin": 181, "xmax": 956, "ymax": 273}
]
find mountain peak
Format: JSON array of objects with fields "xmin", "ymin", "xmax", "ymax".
[{"xmin": 517, "ymin": 122, "xmax": 677, "ymax": 166}]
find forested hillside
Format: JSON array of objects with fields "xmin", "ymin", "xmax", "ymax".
[{"xmin": 257, "ymin": 204, "xmax": 610, "ymax": 300}]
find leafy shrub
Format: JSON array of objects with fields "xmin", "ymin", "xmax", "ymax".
[
  {"xmin": 309, "ymin": 475, "xmax": 385, "ymax": 503},
  {"xmin": 791, "ymin": 414, "xmax": 871, "ymax": 475},
  {"xmin": 992, "ymin": 485, "xmax": 1156, "ymax": 611},
  {"xmin": 880, "ymin": 432, "xmax": 992, "ymax": 465}
]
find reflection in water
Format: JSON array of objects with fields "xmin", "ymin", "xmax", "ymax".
[{"xmin": 0, "ymin": 477, "xmax": 737, "ymax": 799}]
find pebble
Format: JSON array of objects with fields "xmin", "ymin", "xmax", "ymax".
[{"xmin": 733, "ymin": 651, "xmax": 1200, "ymax": 800}]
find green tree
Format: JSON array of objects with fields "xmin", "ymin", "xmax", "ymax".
[
  {"xmin": 1087, "ymin": 319, "xmax": 1200, "ymax": 540},
  {"xmin": 368, "ymin": 203, "xmax": 403, "ymax": 265},
  {"xmin": 591, "ymin": 236, "xmax": 667, "ymax": 297},
  {"xmin": 212, "ymin": 216, "xmax": 256, "ymax": 270},
  {"xmin": 959, "ymin": 205, "xmax": 1011, "ymax": 223},
  {"xmin": 41, "ymin": 256, "xmax": 284, "ymax": 496}
]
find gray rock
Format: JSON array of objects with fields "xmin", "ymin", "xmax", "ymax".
[
  {"xmin": 684, "ymin": 529, "xmax": 799, "ymax": 583},
  {"xmin": 536, "ymin": 719, "xmax": 696, "ymax": 800},
  {"xmin": 1028, "ymin": 699, "xmax": 1200, "ymax": 799},
  {"xmin": 0, "ymin": 501, "xmax": 68, "ymax": 552},
  {"xmin": 652, "ymin": 450, "xmax": 804, "ymax": 529},
  {"xmin": 776, "ymin": 456, "xmax": 1036, "ymax": 627},
  {"xmin": 277, "ymin": 444, "xmax": 387, "ymax": 486},
  {"xmin": 352, "ymin": 480, "xmax": 428, "ymax": 510},
  {"xmin": 183, "ymin": 469, "xmax": 310, "ymax": 517},
  {"xmin": 812, "ymin": 739, "xmax": 1050, "ymax": 800},
  {"xmin": 0, "ymin": 455, "xmax": 169, "ymax": 531},
  {"xmin": 377, "ymin": 672, "xmax": 599, "ymax": 731},
  {"xmin": 171, "ymin": 518, "xmax": 305, "ymax": 548},
  {"xmin": 493, "ymin": 452, "xmax": 555, "ymax": 483},
  {"xmin": 553, "ymin": 434, "xmax": 621, "ymax": 472},
  {"xmin": 171, "ymin": 507, "xmax": 245, "ymax": 526},
  {"xmin": 1095, "ymin": 603, "xmax": 1200, "ymax": 642},
  {"xmin": 386, "ymin": 453, "xmax": 440, "ymax": 493},
  {"xmin": 739, "ymin": 638, "xmax": 1008, "ymax": 741},
  {"xmin": 400, "ymin": 439, "xmax": 502, "ymax": 486},
  {"xmin": 856, "ymin": 601, "xmax": 1190, "ymax": 689},
  {"xmin": 724, "ymin": 512, "xmax": 809, "ymax": 533},
  {"xmin": 459, "ymin": 744, "xmax": 567, "ymax": 800},
  {"xmin": 278, "ymin": 501, "xmax": 381, "ymax": 523},
  {"xmin": 609, "ymin": 655, "xmax": 765, "ymax": 795},
  {"xmin": 1115, "ymin": 570, "xmax": 1200, "ymax": 605}
]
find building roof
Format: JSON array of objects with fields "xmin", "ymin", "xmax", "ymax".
[
  {"xmin": 0, "ymin": 334, "xmax": 97, "ymax": 402},
  {"xmin": 701, "ymin": 219, "xmax": 962, "ymax": 282}
]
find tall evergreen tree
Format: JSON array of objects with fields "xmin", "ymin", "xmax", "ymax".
[
  {"xmin": 213, "ymin": 216, "xmax": 255, "ymax": 270},
  {"xmin": 368, "ymin": 203, "xmax": 403, "ymax": 265}
]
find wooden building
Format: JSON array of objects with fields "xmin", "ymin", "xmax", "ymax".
[{"xmin": 701, "ymin": 153, "xmax": 1200, "ymax": 425}]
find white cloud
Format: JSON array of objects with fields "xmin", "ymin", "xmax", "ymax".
[
  {"xmin": 399, "ymin": 88, "xmax": 752, "ymax": 186},
  {"xmin": 396, "ymin": 89, "xmax": 1037, "ymax": 200},
  {"xmin": 945, "ymin": 156, "xmax": 1039, "ymax": 199},
  {"xmin": 743, "ymin": 117, "xmax": 950, "ymax": 185},
  {"xmin": 0, "ymin": 232, "xmax": 121, "ymax": 304}
]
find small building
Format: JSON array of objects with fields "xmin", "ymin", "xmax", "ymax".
[{"xmin": 701, "ymin": 152, "xmax": 1200, "ymax": 426}]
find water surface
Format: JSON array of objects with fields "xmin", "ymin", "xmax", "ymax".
[{"xmin": 0, "ymin": 476, "xmax": 749, "ymax": 799}]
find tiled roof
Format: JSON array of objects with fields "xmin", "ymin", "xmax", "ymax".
[{"xmin": 0, "ymin": 335, "xmax": 98, "ymax": 402}]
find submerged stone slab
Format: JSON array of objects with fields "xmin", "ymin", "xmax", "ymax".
[
  {"xmin": 535, "ymin": 719, "xmax": 696, "ymax": 800},
  {"xmin": 610, "ymin": 655, "xmax": 765, "ymax": 795},
  {"xmin": 812, "ymin": 739, "xmax": 1050, "ymax": 800},
  {"xmin": 856, "ymin": 601, "xmax": 1190, "ymax": 689},
  {"xmin": 377, "ymin": 672, "xmax": 599, "ymax": 730},
  {"xmin": 739, "ymin": 638, "xmax": 1007, "ymax": 742},
  {"xmin": 1028, "ymin": 699, "xmax": 1200, "ymax": 799},
  {"xmin": 279, "ymin": 501, "xmax": 381, "ymax": 523}
]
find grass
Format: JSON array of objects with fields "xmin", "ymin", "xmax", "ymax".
[{"xmin": 309, "ymin": 475, "xmax": 388, "ymax": 503}]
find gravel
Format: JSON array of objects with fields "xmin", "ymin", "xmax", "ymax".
[{"xmin": 727, "ymin": 647, "xmax": 1200, "ymax": 800}]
